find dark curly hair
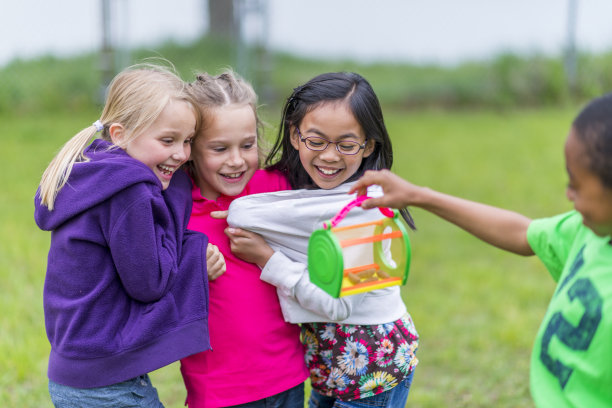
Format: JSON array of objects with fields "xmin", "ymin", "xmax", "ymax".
[{"xmin": 573, "ymin": 92, "xmax": 612, "ymax": 189}]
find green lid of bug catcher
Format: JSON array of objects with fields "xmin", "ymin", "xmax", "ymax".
[
  {"xmin": 308, "ymin": 225, "xmax": 345, "ymax": 298},
  {"xmin": 308, "ymin": 197, "xmax": 411, "ymax": 298}
]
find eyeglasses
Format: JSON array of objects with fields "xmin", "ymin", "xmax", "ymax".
[{"xmin": 296, "ymin": 128, "xmax": 367, "ymax": 156}]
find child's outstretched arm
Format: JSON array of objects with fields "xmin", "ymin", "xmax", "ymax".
[{"xmin": 350, "ymin": 169, "xmax": 534, "ymax": 256}]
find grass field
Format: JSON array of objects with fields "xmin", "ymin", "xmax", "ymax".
[{"xmin": 0, "ymin": 106, "xmax": 576, "ymax": 407}]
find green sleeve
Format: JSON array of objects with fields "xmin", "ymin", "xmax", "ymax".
[{"xmin": 526, "ymin": 211, "xmax": 582, "ymax": 282}]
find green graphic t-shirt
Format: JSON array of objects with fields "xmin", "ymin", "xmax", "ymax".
[{"xmin": 527, "ymin": 211, "xmax": 612, "ymax": 407}]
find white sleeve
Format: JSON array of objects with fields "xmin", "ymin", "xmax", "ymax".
[{"xmin": 261, "ymin": 251, "xmax": 366, "ymax": 322}]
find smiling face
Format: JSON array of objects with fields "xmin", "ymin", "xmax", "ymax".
[
  {"xmin": 115, "ymin": 99, "xmax": 196, "ymax": 190},
  {"xmin": 565, "ymin": 127, "xmax": 612, "ymax": 237},
  {"xmin": 190, "ymin": 104, "xmax": 259, "ymax": 200},
  {"xmin": 290, "ymin": 101, "xmax": 373, "ymax": 190}
]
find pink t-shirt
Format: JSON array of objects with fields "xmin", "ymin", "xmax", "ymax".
[{"xmin": 180, "ymin": 169, "xmax": 308, "ymax": 408}]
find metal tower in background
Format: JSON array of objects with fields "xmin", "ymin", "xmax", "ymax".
[
  {"xmin": 565, "ymin": 0, "xmax": 578, "ymax": 96},
  {"xmin": 234, "ymin": 0, "xmax": 273, "ymax": 104},
  {"xmin": 99, "ymin": 0, "xmax": 113, "ymax": 103}
]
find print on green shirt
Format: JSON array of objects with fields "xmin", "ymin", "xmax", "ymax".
[{"xmin": 540, "ymin": 246, "xmax": 603, "ymax": 389}]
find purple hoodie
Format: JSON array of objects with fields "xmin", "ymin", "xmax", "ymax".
[{"xmin": 34, "ymin": 139, "xmax": 210, "ymax": 388}]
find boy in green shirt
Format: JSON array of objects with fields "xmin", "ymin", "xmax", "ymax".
[
  {"xmin": 528, "ymin": 211, "xmax": 609, "ymax": 407},
  {"xmin": 350, "ymin": 93, "xmax": 612, "ymax": 407}
]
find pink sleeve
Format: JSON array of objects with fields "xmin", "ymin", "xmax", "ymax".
[{"xmin": 245, "ymin": 169, "xmax": 291, "ymax": 194}]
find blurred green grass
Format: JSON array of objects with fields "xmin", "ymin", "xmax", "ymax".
[{"xmin": 1, "ymin": 105, "xmax": 576, "ymax": 407}]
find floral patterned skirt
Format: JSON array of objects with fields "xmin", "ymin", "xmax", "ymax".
[{"xmin": 301, "ymin": 313, "xmax": 419, "ymax": 401}]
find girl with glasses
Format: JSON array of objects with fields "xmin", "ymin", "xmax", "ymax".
[{"xmin": 224, "ymin": 72, "xmax": 419, "ymax": 408}]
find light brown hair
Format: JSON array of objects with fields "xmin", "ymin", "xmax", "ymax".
[{"xmin": 38, "ymin": 62, "xmax": 199, "ymax": 210}]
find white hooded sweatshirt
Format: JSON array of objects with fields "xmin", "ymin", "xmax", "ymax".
[{"xmin": 227, "ymin": 182, "xmax": 409, "ymax": 325}]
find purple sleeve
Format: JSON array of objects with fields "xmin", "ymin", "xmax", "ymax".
[
  {"xmin": 108, "ymin": 171, "xmax": 208, "ymax": 303},
  {"xmin": 109, "ymin": 193, "xmax": 179, "ymax": 302}
]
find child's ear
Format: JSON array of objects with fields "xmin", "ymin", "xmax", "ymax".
[
  {"xmin": 362, "ymin": 138, "xmax": 375, "ymax": 158},
  {"xmin": 289, "ymin": 126, "xmax": 300, "ymax": 151},
  {"xmin": 108, "ymin": 123, "xmax": 126, "ymax": 147}
]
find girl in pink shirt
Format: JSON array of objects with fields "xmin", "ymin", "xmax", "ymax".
[
  {"xmin": 223, "ymin": 72, "xmax": 419, "ymax": 408},
  {"xmin": 179, "ymin": 71, "xmax": 308, "ymax": 408}
]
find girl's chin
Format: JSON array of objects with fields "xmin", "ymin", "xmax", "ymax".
[
  {"xmin": 311, "ymin": 172, "xmax": 348, "ymax": 189},
  {"xmin": 312, "ymin": 178, "xmax": 344, "ymax": 190},
  {"xmin": 219, "ymin": 181, "xmax": 248, "ymax": 196},
  {"xmin": 158, "ymin": 177, "xmax": 171, "ymax": 190}
]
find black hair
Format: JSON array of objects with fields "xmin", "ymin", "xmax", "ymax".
[
  {"xmin": 266, "ymin": 72, "xmax": 415, "ymax": 229},
  {"xmin": 573, "ymin": 92, "xmax": 612, "ymax": 189}
]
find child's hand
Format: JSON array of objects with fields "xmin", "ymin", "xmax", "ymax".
[
  {"xmin": 350, "ymin": 169, "xmax": 422, "ymax": 209},
  {"xmin": 224, "ymin": 227, "xmax": 274, "ymax": 268},
  {"xmin": 210, "ymin": 210, "xmax": 229, "ymax": 219},
  {"xmin": 206, "ymin": 243, "xmax": 226, "ymax": 281}
]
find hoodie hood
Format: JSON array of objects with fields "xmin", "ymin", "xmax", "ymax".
[{"xmin": 34, "ymin": 139, "xmax": 161, "ymax": 231}]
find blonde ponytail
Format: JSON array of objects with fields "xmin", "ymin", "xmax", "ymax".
[
  {"xmin": 38, "ymin": 125, "xmax": 98, "ymax": 210},
  {"xmin": 38, "ymin": 61, "xmax": 197, "ymax": 211}
]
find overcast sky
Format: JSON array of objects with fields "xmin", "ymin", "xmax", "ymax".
[{"xmin": 2, "ymin": 0, "xmax": 612, "ymax": 67}]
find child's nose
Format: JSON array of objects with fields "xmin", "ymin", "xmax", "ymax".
[
  {"xmin": 172, "ymin": 144, "xmax": 189, "ymax": 161},
  {"xmin": 319, "ymin": 144, "xmax": 342, "ymax": 161},
  {"xmin": 228, "ymin": 149, "xmax": 245, "ymax": 166}
]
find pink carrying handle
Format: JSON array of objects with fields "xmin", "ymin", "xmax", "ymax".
[{"xmin": 327, "ymin": 195, "xmax": 394, "ymax": 228}]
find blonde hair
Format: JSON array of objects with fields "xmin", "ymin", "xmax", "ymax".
[
  {"xmin": 186, "ymin": 70, "xmax": 265, "ymax": 164},
  {"xmin": 38, "ymin": 63, "xmax": 199, "ymax": 210}
]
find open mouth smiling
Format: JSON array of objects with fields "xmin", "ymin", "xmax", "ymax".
[
  {"xmin": 221, "ymin": 171, "xmax": 245, "ymax": 179},
  {"xmin": 158, "ymin": 164, "xmax": 176, "ymax": 176},
  {"xmin": 316, "ymin": 166, "xmax": 342, "ymax": 176}
]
